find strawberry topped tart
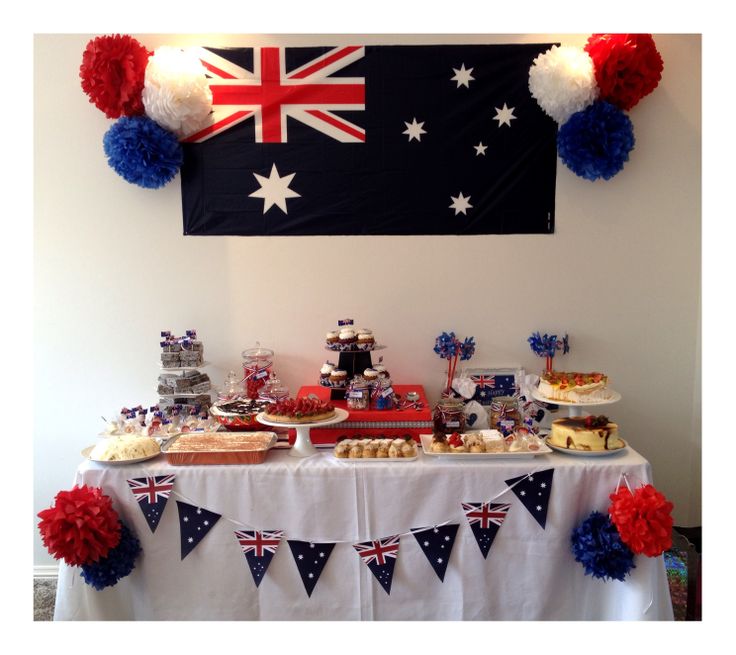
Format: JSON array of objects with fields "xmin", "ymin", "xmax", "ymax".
[
  {"xmin": 537, "ymin": 371, "xmax": 611, "ymax": 403},
  {"xmin": 262, "ymin": 397, "xmax": 336, "ymax": 424}
]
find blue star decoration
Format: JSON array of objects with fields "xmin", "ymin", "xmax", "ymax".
[
  {"xmin": 287, "ymin": 540, "xmax": 336, "ymax": 597},
  {"xmin": 176, "ymin": 501, "xmax": 221, "ymax": 560},
  {"xmin": 412, "ymin": 525, "xmax": 460, "ymax": 581},
  {"xmin": 505, "ymin": 469, "xmax": 554, "ymax": 529}
]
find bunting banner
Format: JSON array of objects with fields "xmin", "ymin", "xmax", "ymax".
[
  {"xmin": 176, "ymin": 501, "xmax": 221, "ymax": 560},
  {"xmin": 287, "ymin": 540, "xmax": 336, "ymax": 597},
  {"xmin": 462, "ymin": 502, "xmax": 511, "ymax": 559},
  {"xmin": 505, "ymin": 468, "xmax": 554, "ymax": 529},
  {"xmin": 234, "ymin": 529, "xmax": 283, "ymax": 588},
  {"xmin": 412, "ymin": 524, "xmax": 460, "ymax": 582},
  {"xmin": 126, "ymin": 474, "xmax": 175, "ymax": 533},
  {"xmin": 115, "ymin": 467, "xmax": 550, "ymax": 593},
  {"xmin": 353, "ymin": 534, "xmax": 401, "ymax": 595}
]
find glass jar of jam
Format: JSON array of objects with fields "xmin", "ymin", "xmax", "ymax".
[
  {"xmin": 433, "ymin": 399, "xmax": 466, "ymax": 433},
  {"xmin": 241, "ymin": 342, "xmax": 274, "ymax": 399},
  {"xmin": 346, "ymin": 376, "xmax": 370, "ymax": 410},
  {"xmin": 258, "ymin": 375, "xmax": 289, "ymax": 403}
]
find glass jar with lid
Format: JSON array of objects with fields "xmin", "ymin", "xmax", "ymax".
[
  {"xmin": 372, "ymin": 378, "xmax": 395, "ymax": 410},
  {"xmin": 241, "ymin": 342, "xmax": 274, "ymax": 399},
  {"xmin": 218, "ymin": 370, "xmax": 242, "ymax": 401},
  {"xmin": 258, "ymin": 374, "xmax": 290, "ymax": 403},
  {"xmin": 346, "ymin": 375, "xmax": 370, "ymax": 410},
  {"xmin": 433, "ymin": 398, "xmax": 466, "ymax": 433}
]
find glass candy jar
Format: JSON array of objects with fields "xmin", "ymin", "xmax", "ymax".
[
  {"xmin": 372, "ymin": 378, "xmax": 395, "ymax": 410},
  {"xmin": 241, "ymin": 342, "xmax": 274, "ymax": 399},
  {"xmin": 218, "ymin": 370, "xmax": 242, "ymax": 401},
  {"xmin": 346, "ymin": 376, "xmax": 370, "ymax": 410},
  {"xmin": 433, "ymin": 398, "xmax": 466, "ymax": 433},
  {"xmin": 258, "ymin": 375, "xmax": 290, "ymax": 403}
]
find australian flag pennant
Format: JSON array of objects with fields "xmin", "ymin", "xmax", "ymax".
[
  {"xmin": 462, "ymin": 502, "xmax": 511, "ymax": 559},
  {"xmin": 176, "ymin": 501, "xmax": 221, "ymax": 560},
  {"xmin": 505, "ymin": 468, "xmax": 554, "ymax": 529},
  {"xmin": 126, "ymin": 475, "xmax": 175, "ymax": 533},
  {"xmin": 411, "ymin": 524, "xmax": 460, "ymax": 582},
  {"xmin": 287, "ymin": 540, "xmax": 336, "ymax": 597},
  {"xmin": 234, "ymin": 529, "xmax": 283, "ymax": 588},
  {"xmin": 353, "ymin": 534, "xmax": 401, "ymax": 595}
]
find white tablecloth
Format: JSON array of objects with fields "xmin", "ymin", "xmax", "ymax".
[{"xmin": 54, "ymin": 446, "xmax": 673, "ymax": 620}]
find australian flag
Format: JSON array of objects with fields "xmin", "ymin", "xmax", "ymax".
[
  {"xmin": 353, "ymin": 534, "xmax": 401, "ymax": 595},
  {"xmin": 505, "ymin": 469, "xmax": 554, "ymax": 530},
  {"xmin": 176, "ymin": 501, "xmax": 221, "ymax": 560},
  {"xmin": 181, "ymin": 43, "xmax": 557, "ymax": 236},
  {"xmin": 412, "ymin": 524, "xmax": 460, "ymax": 582}
]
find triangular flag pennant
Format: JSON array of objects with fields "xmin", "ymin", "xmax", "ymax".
[
  {"xmin": 462, "ymin": 502, "xmax": 511, "ymax": 559},
  {"xmin": 411, "ymin": 524, "xmax": 459, "ymax": 582},
  {"xmin": 176, "ymin": 501, "xmax": 221, "ymax": 560},
  {"xmin": 234, "ymin": 529, "xmax": 283, "ymax": 588},
  {"xmin": 127, "ymin": 475, "xmax": 176, "ymax": 533},
  {"xmin": 505, "ymin": 468, "xmax": 555, "ymax": 529},
  {"xmin": 287, "ymin": 540, "xmax": 336, "ymax": 597},
  {"xmin": 353, "ymin": 535, "xmax": 401, "ymax": 595}
]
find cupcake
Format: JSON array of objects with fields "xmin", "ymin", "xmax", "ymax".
[
  {"xmin": 320, "ymin": 361, "xmax": 335, "ymax": 383},
  {"xmin": 329, "ymin": 369, "xmax": 348, "ymax": 387},
  {"xmin": 373, "ymin": 364, "xmax": 389, "ymax": 378},
  {"xmin": 357, "ymin": 332, "xmax": 375, "ymax": 350},
  {"xmin": 326, "ymin": 331, "xmax": 339, "ymax": 348},
  {"xmin": 363, "ymin": 368, "xmax": 379, "ymax": 382},
  {"xmin": 338, "ymin": 328, "xmax": 357, "ymax": 348}
]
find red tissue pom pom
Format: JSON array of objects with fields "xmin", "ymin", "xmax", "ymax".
[
  {"xmin": 585, "ymin": 34, "xmax": 664, "ymax": 111},
  {"xmin": 37, "ymin": 485, "xmax": 122, "ymax": 567},
  {"xmin": 80, "ymin": 34, "xmax": 151, "ymax": 118},
  {"xmin": 608, "ymin": 483, "xmax": 674, "ymax": 557}
]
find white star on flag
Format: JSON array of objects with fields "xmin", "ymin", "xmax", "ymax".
[
  {"xmin": 474, "ymin": 142, "xmax": 488, "ymax": 156},
  {"xmin": 249, "ymin": 163, "xmax": 301, "ymax": 214},
  {"xmin": 449, "ymin": 192, "xmax": 472, "ymax": 215},
  {"xmin": 540, "ymin": 483, "xmax": 547, "ymax": 488},
  {"xmin": 403, "ymin": 117, "xmax": 427, "ymax": 142},
  {"xmin": 493, "ymin": 103, "xmax": 516, "ymax": 127},
  {"xmin": 536, "ymin": 505, "xmax": 542, "ymax": 511},
  {"xmin": 451, "ymin": 63, "xmax": 475, "ymax": 88}
]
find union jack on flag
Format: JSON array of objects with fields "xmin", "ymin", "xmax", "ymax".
[
  {"xmin": 183, "ymin": 46, "xmax": 365, "ymax": 144},
  {"xmin": 127, "ymin": 475, "xmax": 175, "ymax": 505},
  {"xmin": 462, "ymin": 502, "xmax": 511, "ymax": 529},
  {"xmin": 353, "ymin": 534, "xmax": 401, "ymax": 566},
  {"xmin": 471, "ymin": 374, "xmax": 496, "ymax": 389},
  {"xmin": 126, "ymin": 475, "xmax": 176, "ymax": 533},
  {"xmin": 235, "ymin": 529, "xmax": 283, "ymax": 557}
]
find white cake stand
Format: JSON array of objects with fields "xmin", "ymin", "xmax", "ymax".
[
  {"xmin": 256, "ymin": 408, "xmax": 349, "ymax": 458},
  {"xmin": 531, "ymin": 388, "xmax": 621, "ymax": 417}
]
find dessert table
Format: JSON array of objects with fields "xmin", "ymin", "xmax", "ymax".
[{"xmin": 53, "ymin": 445, "xmax": 673, "ymax": 621}]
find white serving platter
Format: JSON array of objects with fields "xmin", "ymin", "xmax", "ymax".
[
  {"xmin": 419, "ymin": 434, "xmax": 551, "ymax": 460},
  {"xmin": 544, "ymin": 437, "xmax": 628, "ymax": 457}
]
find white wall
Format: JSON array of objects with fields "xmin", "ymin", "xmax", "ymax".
[{"xmin": 34, "ymin": 33, "xmax": 701, "ymax": 567}]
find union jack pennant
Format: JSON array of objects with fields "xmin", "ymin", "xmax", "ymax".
[
  {"xmin": 505, "ymin": 468, "xmax": 555, "ymax": 530},
  {"xmin": 353, "ymin": 534, "xmax": 401, "ymax": 595},
  {"xmin": 234, "ymin": 529, "xmax": 283, "ymax": 587},
  {"xmin": 126, "ymin": 475, "xmax": 176, "ymax": 533},
  {"xmin": 462, "ymin": 502, "xmax": 511, "ymax": 559}
]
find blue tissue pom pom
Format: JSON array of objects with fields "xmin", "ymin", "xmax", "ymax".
[
  {"xmin": 571, "ymin": 511, "xmax": 635, "ymax": 582},
  {"xmin": 80, "ymin": 522, "xmax": 141, "ymax": 590},
  {"xmin": 103, "ymin": 116, "xmax": 182, "ymax": 189},
  {"xmin": 557, "ymin": 101, "xmax": 635, "ymax": 181}
]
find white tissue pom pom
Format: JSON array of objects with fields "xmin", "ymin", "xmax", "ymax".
[
  {"xmin": 528, "ymin": 45, "xmax": 599, "ymax": 124},
  {"xmin": 143, "ymin": 46, "xmax": 213, "ymax": 138}
]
